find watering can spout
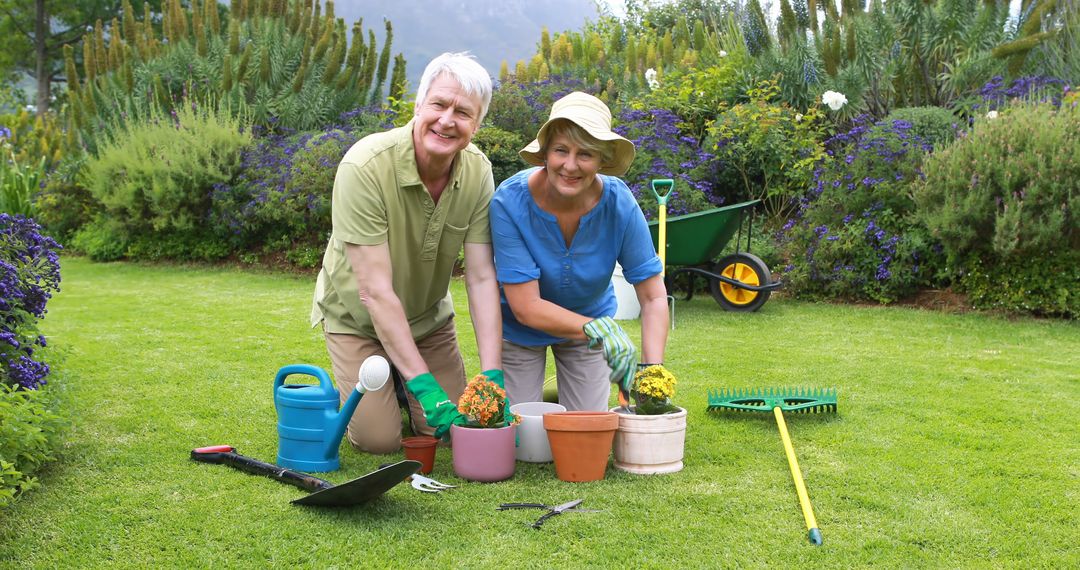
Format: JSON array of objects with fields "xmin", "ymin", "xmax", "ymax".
[{"xmin": 324, "ymin": 355, "xmax": 391, "ymax": 458}]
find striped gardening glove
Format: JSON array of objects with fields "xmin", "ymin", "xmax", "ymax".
[{"xmin": 583, "ymin": 316, "xmax": 638, "ymax": 400}]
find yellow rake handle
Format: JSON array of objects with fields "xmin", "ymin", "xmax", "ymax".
[{"xmin": 773, "ymin": 407, "xmax": 823, "ymax": 546}]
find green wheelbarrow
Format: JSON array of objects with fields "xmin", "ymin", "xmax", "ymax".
[{"xmin": 647, "ymin": 180, "xmax": 781, "ymax": 312}]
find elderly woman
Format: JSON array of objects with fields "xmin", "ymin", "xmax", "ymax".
[{"xmin": 490, "ymin": 91, "xmax": 669, "ymax": 411}]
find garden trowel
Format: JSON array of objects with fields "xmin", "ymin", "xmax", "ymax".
[{"xmin": 190, "ymin": 445, "xmax": 419, "ymax": 507}]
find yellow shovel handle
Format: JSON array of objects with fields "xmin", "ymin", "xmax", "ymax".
[
  {"xmin": 658, "ymin": 205, "xmax": 667, "ymax": 275},
  {"xmin": 773, "ymin": 406, "xmax": 823, "ymax": 545}
]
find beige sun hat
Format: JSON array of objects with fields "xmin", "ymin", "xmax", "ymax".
[{"xmin": 519, "ymin": 91, "xmax": 636, "ymax": 176}]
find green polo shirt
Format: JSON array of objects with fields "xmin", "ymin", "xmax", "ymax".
[{"xmin": 311, "ymin": 119, "xmax": 494, "ymax": 340}]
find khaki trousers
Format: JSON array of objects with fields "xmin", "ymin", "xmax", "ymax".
[
  {"xmin": 502, "ymin": 338, "xmax": 612, "ymax": 411},
  {"xmin": 324, "ymin": 320, "xmax": 465, "ymax": 454}
]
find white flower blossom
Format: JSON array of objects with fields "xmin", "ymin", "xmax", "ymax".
[
  {"xmin": 645, "ymin": 68, "xmax": 660, "ymax": 90},
  {"xmin": 718, "ymin": 50, "xmax": 728, "ymax": 58},
  {"xmin": 795, "ymin": 113, "xmax": 803, "ymax": 122},
  {"xmin": 986, "ymin": 110, "xmax": 999, "ymax": 119},
  {"xmin": 822, "ymin": 90, "xmax": 848, "ymax": 111}
]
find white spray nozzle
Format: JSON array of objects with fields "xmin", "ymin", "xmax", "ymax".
[{"xmin": 356, "ymin": 354, "xmax": 390, "ymax": 393}]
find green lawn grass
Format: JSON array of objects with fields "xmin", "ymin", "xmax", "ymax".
[{"xmin": 2, "ymin": 257, "xmax": 1078, "ymax": 568}]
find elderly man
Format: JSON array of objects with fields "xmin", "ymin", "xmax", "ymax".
[{"xmin": 311, "ymin": 52, "xmax": 502, "ymax": 453}]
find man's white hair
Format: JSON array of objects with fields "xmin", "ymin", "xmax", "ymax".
[{"xmin": 414, "ymin": 52, "xmax": 493, "ymax": 125}]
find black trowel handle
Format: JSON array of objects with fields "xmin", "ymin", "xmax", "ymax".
[{"xmin": 191, "ymin": 445, "xmax": 332, "ymax": 493}]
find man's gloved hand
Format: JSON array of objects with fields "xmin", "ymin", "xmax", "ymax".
[
  {"xmin": 481, "ymin": 369, "xmax": 515, "ymax": 426},
  {"xmin": 405, "ymin": 373, "xmax": 467, "ymax": 439},
  {"xmin": 583, "ymin": 316, "xmax": 638, "ymax": 396},
  {"xmin": 481, "ymin": 369, "xmax": 505, "ymax": 389}
]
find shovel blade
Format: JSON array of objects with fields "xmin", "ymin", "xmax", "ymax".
[{"xmin": 292, "ymin": 460, "xmax": 421, "ymax": 507}]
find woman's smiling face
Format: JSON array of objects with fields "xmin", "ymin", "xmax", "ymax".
[{"xmin": 543, "ymin": 132, "xmax": 602, "ymax": 199}]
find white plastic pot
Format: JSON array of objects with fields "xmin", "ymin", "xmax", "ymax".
[
  {"xmin": 509, "ymin": 401, "xmax": 566, "ymax": 462},
  {"xmin": 611, "ymin": 262, "xmax": 640, "ymax": 320}
]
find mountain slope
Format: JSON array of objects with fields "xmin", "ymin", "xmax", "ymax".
[{"xmin": 334, "ymin": 0, "xmax": 603, "ymax": 91}]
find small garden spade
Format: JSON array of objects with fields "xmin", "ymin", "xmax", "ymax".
[
  {"xmin": 191, "ymin": 445, "xmax": 419, "ymax": 507},
  {"xmin": 707, "ymin": 387, "xmax": 837, "ymax": 545}
]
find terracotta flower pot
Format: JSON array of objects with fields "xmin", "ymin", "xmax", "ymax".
[
  {"xmin": 450, "ymin": 423, "xmax": 516, "ymax": 482},
  {"xmin": 543, "ymin": 411, "xmax": 619, "ymax": 482},
  {"xmin": 400, "ymin": 436, "xmax": 438, "ymax": 474},
  {"xmin": 610, "ymin": 406, "xmax": 687, "ymax": 475}
]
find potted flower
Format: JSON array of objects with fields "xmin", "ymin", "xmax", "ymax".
[
  {"xmin": 451, "ymin": 374, "xmax": 519, "ymax": 482},
  {"xmin": 610, "ymin": 365, "xmax": 688, "ymax": 474}
]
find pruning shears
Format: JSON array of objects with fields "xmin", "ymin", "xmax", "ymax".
[{"xmin": 497, "ymin": 498, "xmax": 602, "ymax": 529}]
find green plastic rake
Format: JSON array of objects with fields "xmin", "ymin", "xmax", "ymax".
[{"xmin": 707, "ymin": 387, "xmax": 837, "ymax": 546}]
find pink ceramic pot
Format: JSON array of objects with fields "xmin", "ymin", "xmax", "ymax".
[{"xmin": 450, "ymin": 423, "xmax": 516, "ymax": 482}]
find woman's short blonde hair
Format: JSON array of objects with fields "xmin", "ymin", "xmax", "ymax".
[{"xmin": 539, "ymin": 119, "xmax": 616, "ymax": 167}]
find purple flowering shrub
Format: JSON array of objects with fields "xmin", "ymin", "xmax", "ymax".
[
  {"xmin": 212, "ymin": 108, "xmax": 394, "ymax": 258},
  {"xmin": 613, "ymin": 107, "xmax": 719, "ymax": 219},
  {"xmin": 974, "ymin": 75, "xmax": 1069, "ymax": 113},
  {"xmin": 0, "ymin": 217, "xmax": 64, "ymax": 507},
  {"xmin": 0, "ymin": 214, "xmax": 61, "ymax": 390},
  {"xmin": 779, "ymin": 116, "xmax": 942, "ymax": 303}
]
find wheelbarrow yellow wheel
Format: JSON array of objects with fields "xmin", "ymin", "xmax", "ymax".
[{"xmin": 710, "ymin": 252, "xmax": 772, "ymax": 312}]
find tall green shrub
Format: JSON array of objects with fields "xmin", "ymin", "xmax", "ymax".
[
  {"xmin": 82, "ymin": 102, "xmax": 252, "ymax": 241},
  {"xmin": 702, "ymin": 80, "xmax": 827, "ymax": 220},
  {"xmin": 914, "ymin": 102, "xmax": 1079, "ymax": 316},
  {"xmin": 472, "ymin": 126, "xmax": 528, "ymax": 188}
]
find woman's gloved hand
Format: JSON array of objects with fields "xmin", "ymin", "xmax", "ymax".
[
  {"xmin": 583, "ymin": 316, "xmax": 638, "ymax": 396},
  {"xmin": 405, "ymin": 373, "xmax": 468, "ymax": 439}
]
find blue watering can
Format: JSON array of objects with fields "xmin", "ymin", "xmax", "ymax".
[{"xmin": 273, "ymin": 356, "xmax": 390, "ymax": 472}]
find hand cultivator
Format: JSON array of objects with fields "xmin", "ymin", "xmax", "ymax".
[
  {"xmin": 380, "ymin": 463, "xmax": 457, "ymax": 493},
  {"xmin": 707, "ymin": 387, "xmax": 837, "ymax": 545}
]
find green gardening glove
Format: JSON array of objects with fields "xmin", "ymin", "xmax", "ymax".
[
  {"xmin": 405, "ymin": 373, "xmax": 468, "ymax": 439},
  {"xmin": 481, "ymin": 369, "xmax": 505, "ymax": 388},
  {"xmin": 482, "ymin": 369, "xmax": 515, "ymax": 427},
  {"xmin": 583, "ymin": 316, "xmax": 638, "ymax": 396}
]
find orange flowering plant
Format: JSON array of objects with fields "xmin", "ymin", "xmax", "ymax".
[{"xmin": 457, "ymin": 374, "xmax": 520, "ymax": 428}]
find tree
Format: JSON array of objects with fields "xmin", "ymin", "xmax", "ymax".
[{"xmin": 0, "ymin": 0, "xmax": 164, "ymax": 115}]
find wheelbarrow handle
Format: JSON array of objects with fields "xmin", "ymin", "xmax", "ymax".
[{"xmin": 191, "ymin": 445, "xmax": 333, "ymax": 493}]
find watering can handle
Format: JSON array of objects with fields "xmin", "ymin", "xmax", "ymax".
[
  {"xmin": 272, "ymin": 364, "xmax": 333, "ymax": 394},
  {"xmin": 651, "ymin": 179, "xmax": 674, "ymax": 205}
]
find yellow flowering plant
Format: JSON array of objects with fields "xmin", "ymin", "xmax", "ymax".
[
  {"xmin": 457, "ymin": 374, "xmax": 519, "ymax": 428},
  {"xmin": 631, "ymin": 365, "xmax": 678, "ymax": 415}
]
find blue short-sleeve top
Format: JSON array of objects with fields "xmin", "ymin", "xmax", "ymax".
[{"xmin": 490, "ymin": 168, "xmax": 662, "ymax": 346}]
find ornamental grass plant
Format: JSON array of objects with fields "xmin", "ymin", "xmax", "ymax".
[{"xmin": 2, "ymin": 258, "xmax": 1076, "ymax": 567}]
